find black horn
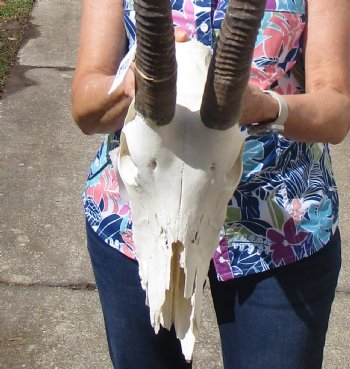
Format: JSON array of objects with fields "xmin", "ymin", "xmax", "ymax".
[
  {"xmin": 134, "ymin": 0, "xmax": 177, "ymax": 126},
  {"xmin": 201, "ymin": 0, "xmax": 266, "ymax": 129}
]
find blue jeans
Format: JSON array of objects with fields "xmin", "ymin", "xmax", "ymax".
[{"xmin": 87, "ymin": 223, "xmax": 341, "ymax": 369}]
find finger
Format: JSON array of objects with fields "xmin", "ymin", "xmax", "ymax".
[
  {"xmin": 124, "ymin": 67, "xmax": 135, "ymax": 98},
  {"xmin": 174, "ymin": 27, "xmax": 190, "ymax": 42}
]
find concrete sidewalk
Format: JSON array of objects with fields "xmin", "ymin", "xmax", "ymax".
[{"xmin": 0, "ymin": 1, "xmax": 349, "ymax": 368}]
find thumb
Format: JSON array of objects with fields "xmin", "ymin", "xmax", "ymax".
[
  {"xmin": 174, "ymin": 27, "xmax": 190, "ymax": 42},
  {"xmin": 124, "ymin": 66, "xmax": 135, "ymax": 99}
]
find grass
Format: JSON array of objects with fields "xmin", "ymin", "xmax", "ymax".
[{"xmin": 0, "ymin": 0, "xmax": 35, "ymax": 93}]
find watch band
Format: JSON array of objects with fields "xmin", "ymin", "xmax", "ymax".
[{"xmin": 246, "ymin": 90, "xmax": 289, "ymax": 136}]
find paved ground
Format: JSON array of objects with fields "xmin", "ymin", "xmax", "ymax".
[{"xmin": 0, "ymin": 1, "xmax": 349, "ymax": 368}]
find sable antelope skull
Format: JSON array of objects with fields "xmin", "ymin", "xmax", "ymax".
[{"xmin": 117, "ymin": 0, "xmax": 266, "ymax": 361}]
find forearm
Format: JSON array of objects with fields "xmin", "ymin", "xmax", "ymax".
[
  {"xmin": 284, "ymin": 0, "xmax": 350, "ymax": 145},
  {"xmin": 283, "ymin": 87, "xmax": 350, "ymax": 144},
  {"xmin": 241, "ymin": 84, "xmax": 350, "ymax": 144},
  {"xmin": 71, "ymin": 72, "xmax": 132, "ymax": 135},
  {"xmin": 71, "ymin": 0, "xmax": 129, "ymax": 135}
]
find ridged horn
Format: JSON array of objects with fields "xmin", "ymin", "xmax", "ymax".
[
  {"xmin": 200, "ymin": 0, "xmax": 266, "ymax": 130},
  {"xmin": 134, "ymin": 0, "xmax": 177, "ymax": 126}
]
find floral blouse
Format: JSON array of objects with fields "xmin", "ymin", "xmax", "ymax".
[{"xmin": 83, "ymin": 0, "xmax": 340, "ymax": 281}]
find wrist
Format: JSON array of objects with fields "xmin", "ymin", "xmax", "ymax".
[
  {"xmin": 263, "ymin": 90, "xmax": 280, "ymax": 122},
  {"xmin": 247, "ymin": 90, "xmax": 289, "ymax": 136}
]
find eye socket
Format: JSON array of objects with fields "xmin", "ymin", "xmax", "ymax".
[{"xmin": 149, "ymin": 158, "xmax": 157, "ymax": 170}]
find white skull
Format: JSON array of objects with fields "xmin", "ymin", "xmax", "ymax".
[{"xmin": 117, "ymin": 39, "xmax": 244, "ymax": 360}]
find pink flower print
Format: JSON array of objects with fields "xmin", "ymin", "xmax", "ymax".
[
  {"xmin": 267, "ymin": 218, "xmax": 308, "ymax": 267},
  {"xmin": 172, "ymin": 0, "xmax": 196, "ymax": 38},
  {"xmin": 120, "ymin": 229, "xmax": 136, "ymax": 259},
  {"xmin": 273, "ymin": 79, "xmax": 294, "ymax": 96},
  {"xmin": 119, "ymin": 203, "xmax": 130, "ymax": 217},
  {"xmin": 85, "ymin": 168, "xmax": 121, "ymax": 215},
  {"xmin": 290, "ymin": 198, "xmax": 305, "ymax": 224},
  {"xmin": 251, "ymin": 14, "xmax": 305, "ymax": 89},
  {"xmin": 275, "ymin": 73, "xmax": 302, "ymax": 95},
  {"xmin": 256, "ymin": 14, "xmax": 303, "ymax": 62},
  {"xmin": 250, "ymin": 64, "xmax": 280, "ymax": 90}
]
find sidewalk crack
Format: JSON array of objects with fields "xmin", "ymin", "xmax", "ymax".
[
  {"xmin": 335, "ymin": 288, "xmax": 350, "ymax": 295},
  {"xmin": 0, "ymin": 281, "xmax": 97, "ymax": 291}
]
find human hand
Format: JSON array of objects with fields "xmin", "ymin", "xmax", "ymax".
[
  {"xmin": 123, "ymin": 66, "xmax": 135, "ymax": 99},
  {"xmin": 123, "ymin": 27, "xmax": 190, "ymax": 99},
  {"xmin": 174, "ymin": 27, "xmax": 190, "ymax": 42},
  {"xmin": 239, "ymin": 83, "xmax": 279, "ymax": 126}
]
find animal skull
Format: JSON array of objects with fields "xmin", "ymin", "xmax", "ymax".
[
  {"xmin": 118, "ymin": 40, "xmax": 244, "ymax": 359},
  {"xmin": 116, "ymin": 0, "xmax": 266, "ymax": 361}
]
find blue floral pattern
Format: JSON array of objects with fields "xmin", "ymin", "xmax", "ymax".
[{"xmin": 83, "ymin": 0, "xmax": 340, "ymax": 281}]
